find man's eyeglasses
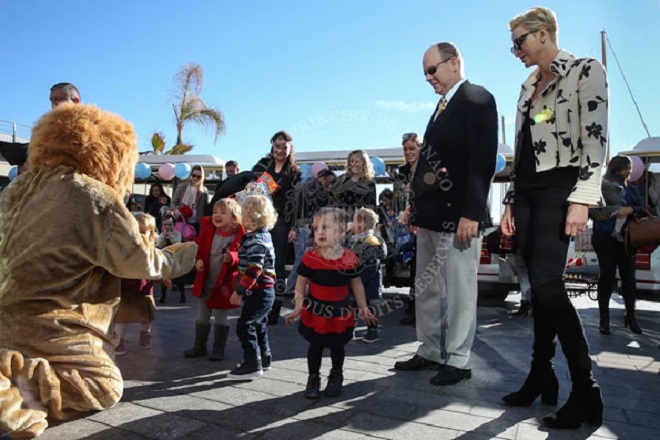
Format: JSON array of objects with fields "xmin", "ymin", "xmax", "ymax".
[
  {"xmin": 402, "ymin": 133, "xmax": 418, "ymax": 142},
  {"xmin": 510, "ymin": 30, "xmax": 538, "ymax": 53},
  {"xmin": 190, "ymin": 173, "xmax": 202, "ymax": 179},
  {"xmin": 424, "ymin": 58, "xmax": 452, "ymax": 76}
]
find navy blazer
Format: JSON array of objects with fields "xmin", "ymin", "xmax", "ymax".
[{"xmin": 410, "ymin": 81, "xmax": 498, "ymax": 233}]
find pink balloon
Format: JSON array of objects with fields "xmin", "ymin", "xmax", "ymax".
[
  {"xmin": 158, "ymin": 163, "xmax": 175, "ymax": 180},
  {"xmin": 311, "ymin": 161, "xmax": 328, "ymax": 178},
  {"xmin": 628, "ymin": 155, "xmax": 644, "ymax": 182}
]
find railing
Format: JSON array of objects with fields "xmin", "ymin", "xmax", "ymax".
[{"xmin": 0, "ymin": 119, "xmax": 31, "ymax": 143}]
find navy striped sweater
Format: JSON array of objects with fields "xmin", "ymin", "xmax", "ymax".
[{"xmin": 236, "ymin": 228, "xmax": 276, "ymax": 295}]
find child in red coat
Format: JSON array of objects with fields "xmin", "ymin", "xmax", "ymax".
[{"xmin": 184, "ymin": 198, "xmax": 245, "ymax": 360}]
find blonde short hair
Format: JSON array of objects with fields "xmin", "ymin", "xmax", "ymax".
[
  {"xmin": 345, "ymin": 150, "xmax": 375, "ymax": 181},
  {"xmin": 241, "ymin": 195, "xmax": 277, "ymax": 230},
  {"xmin": 134, "ymin": 213, "xmax": 157, "ymax": 243},
  {"xmin": 509, "ymin": 6, "xmax": 559, "ymax": 44},
  {"xmin": 214, "ymin": 198, "xmax": 242, "ymax": 227},
  {"xmin": 354, "ymin": 208, "xmax": 379, "ymax": 231}
]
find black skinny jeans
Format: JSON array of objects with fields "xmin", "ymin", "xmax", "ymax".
[
  {"xmin": 514, "ymin": 186, "xmax": 572, "ymax": 286},
  {"xmin": 591, "ymin": 231, "xmax": 636, "ymax": 309},
  {"xmin": 514, "ymin": 183, "xmax": 593, "ymax": 384}
]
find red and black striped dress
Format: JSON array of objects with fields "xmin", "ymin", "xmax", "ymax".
[{"xmin": 298, "ymin": 248, "xmax": 361, "ymax": 347}]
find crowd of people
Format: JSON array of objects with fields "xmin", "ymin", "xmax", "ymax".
[{"xmin": 2, "ymin": 5, "xmax": 658, "ymax": 437}]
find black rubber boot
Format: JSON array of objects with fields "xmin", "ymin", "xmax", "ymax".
[
  {"xmin": 210, "ymin": 325, "xmax": 230, "ymax": 361},
  {"xmin": 184, "ymin": 322, "xmax": 211, "ymax": 358},
  {"xmin": 304, "ymin": 374, "xmax": 321, "ymax": 399},
  {"xmin": 324, "ymin": 368, "xmax": 344, "ymax": 397}
]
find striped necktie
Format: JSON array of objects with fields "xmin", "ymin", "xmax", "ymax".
[{"xmin": 433, "ymin": 97, "xmax": 448, "ymax": 121}]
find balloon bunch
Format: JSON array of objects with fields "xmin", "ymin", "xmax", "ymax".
[
  {"xmin": 134, "ymin": 162, "xmax": 194, "ymax": 181},
  {"xmin": 370, "ymin": 156, "xmax": 386, "ymax": 176}
]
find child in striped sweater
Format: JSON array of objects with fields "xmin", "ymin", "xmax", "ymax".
[{"xmin": 228, "ymin": 195, "xmax": 278, "ymax": 380}]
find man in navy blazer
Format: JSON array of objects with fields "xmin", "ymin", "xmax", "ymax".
[{"xmin": 394, "ymin": 42, "xmax": 498, "ymax": 386}]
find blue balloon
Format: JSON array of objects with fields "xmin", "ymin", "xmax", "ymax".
[
  {"xmin": 8, "ymin": 166, "xmax": 18, "ymax": 181},
  {"xmin": 495, "ymin": 154, "xmax": 506, "ymax": 174},
  {"xmin": 299, "ymin": 163, "xmax": 313, "ymax": 182},
  {"xmin": 135, "ymin": 163, "xmax": 152, "ymax": 180},
  {"xmin": 370, "ymin": 156, "xmax": 386, "ymax": 176},
  {"xmin": 174, "ymin": 162, "xmax": 192, "ymax": 180}
]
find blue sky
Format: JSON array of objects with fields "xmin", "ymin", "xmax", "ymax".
[{"xmin": 1, "ymin": 0, "xmax": 658, "ymax": 171}]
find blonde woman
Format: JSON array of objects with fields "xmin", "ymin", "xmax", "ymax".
[
  {"xmin": 334, "ymin": 150, "xmax": 377, "ymax": 217},
  {"xmin": 500, "ymin": 6, "xmax": 607, "ymax": 429},
  {"xmin": 172, "ymin": 164, "xmax": 209, "ymax": 233}
]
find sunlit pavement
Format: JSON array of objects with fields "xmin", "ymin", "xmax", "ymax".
[{"xmin": 39, "ymin": 289, "xmax": 660, "ymax": 440}]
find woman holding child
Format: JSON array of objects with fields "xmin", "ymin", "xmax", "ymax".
[{"xmin": 591, "ymin": 155, "xmax": 643, "ymax": 335}]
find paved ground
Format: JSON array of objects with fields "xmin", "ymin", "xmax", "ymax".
[{"xmin": 36, "ymin": 289, "xmax": 660, "ymax": 440}]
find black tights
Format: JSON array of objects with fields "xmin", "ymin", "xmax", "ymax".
[{"xmin": 307, "ymin": 345, "xmax": 345, "ymax": 374}]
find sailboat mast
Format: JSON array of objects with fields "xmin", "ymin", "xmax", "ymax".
[
  {"xmin": 601, "ymin": 30, "xmax": 607, "ymax": 69},
  {"xmin": 602, "ymin": 30, "xmax": 609, "ymax": 163}
]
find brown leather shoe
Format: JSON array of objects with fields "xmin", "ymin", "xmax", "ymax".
[{"xmin": 394, "ymin": 355, "xmax": 441, "ymax": 371}]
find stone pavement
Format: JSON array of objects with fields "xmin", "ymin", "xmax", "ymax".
[{"xmin": 37, "ymin": 290, "xmax": 660, "ymax": 440}]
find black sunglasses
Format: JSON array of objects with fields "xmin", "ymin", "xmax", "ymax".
[
  {"xmin": 510, "ymin": 30, "xmax": 538, "ymax": 53},
  {"xmin": 424, "ymin": 58, "xmax": 452, "ymax": 76},
  {"xmin": 402, "ymin": 133, "xmax": 418, "ymax": 141},
  {"xmin": 190, "ymin": 173, "xmax": 202, "ymax": 179}
]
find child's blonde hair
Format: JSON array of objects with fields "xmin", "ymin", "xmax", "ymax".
[
  {"xmin": 354, "ymin": 208, "xmax": 379, "ymax": 231},
  {"xmin": 214, "ymin": 198, "xmax": 242, "ymax": 228},
  {"xmin": 134, "ymin": 212, "xmax": 157, "ymax": 243},
  {"xmin": 241, "ymin": 195, "xmax": 277, "ymax": 230}
]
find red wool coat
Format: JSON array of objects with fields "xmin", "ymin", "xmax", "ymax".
[{"xmin": 191, "ymin": 216, "xmax": 245, "ymax": 309}]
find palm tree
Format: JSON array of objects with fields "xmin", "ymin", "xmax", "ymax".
[
  {"xmin": 172, "ymin": 63, "xmax": 225, "ymax": 146},
  {"xmin": 149, "ymin": 132, "xmax": 192, "ymax": 155}
]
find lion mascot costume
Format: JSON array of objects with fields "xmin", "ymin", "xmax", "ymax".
[{"xmin": 0, "ymin": 103, "xmax": 197, "ymax": 437}]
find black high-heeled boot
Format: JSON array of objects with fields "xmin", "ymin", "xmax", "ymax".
[
  {"xmin": 543, "ymin": 282, "xmax": 602, "ymax": 429},
  {"xmin": 502, "ymin": 366, "xmax": 558, "ymax": 406},
  {"xmin": 503, "ymin": 294, "xmax": 558, "ymax": 407},
  {"xmin": 543, "ymin": 384, "xmax": 603, "ymax": 429},
  {"xmin": 623, "ymin": 295, "xmax": 642, "ymax": 334}
]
